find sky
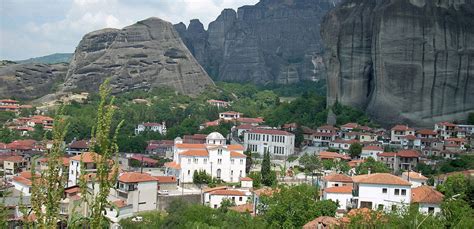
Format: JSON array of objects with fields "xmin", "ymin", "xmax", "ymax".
[{"xmin": 0, "ymin": 0, "xmax": 259, "ymax": 60}]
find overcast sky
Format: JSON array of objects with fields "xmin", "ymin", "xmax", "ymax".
[{"xmin": 0, "ymin": 0, "xmax": 259, "ymax": 60}]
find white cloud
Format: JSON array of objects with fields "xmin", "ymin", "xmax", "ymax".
[{"xmin": 0, "ymin": 0, "xmax": 259, "ymax": 60}]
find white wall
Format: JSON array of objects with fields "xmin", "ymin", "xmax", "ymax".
[
  {"xmin": 12, "ymin": 180, "xmax": 30, "ymax": 196},
  {"xmin": 244, "ymin": 133, "xmax": 295, "ymax": 157},
  {"xmin": 68, "ymin": 160, "xmax": 80, "ymax": 187},
  {"xmin": 323, "ymin": 192, "xmax": 352, "ymax": 210},
  {"xmin": 207, "ymin": 194, "xmax": 249, "ymax": 209},
  {"xmin": 418, "ymin": 203, "xmax": 441, "ymax": 215},
  {"xmin": 126, "ymin": 181, "xmax": 158, "ymax": 212},
  {"xmin": 361, "ymin": 150, "xmax": 382, "ymax": 160},
  {"xmin": 357, "ymin": 183, "xmax": 411, "ymax": 211}
]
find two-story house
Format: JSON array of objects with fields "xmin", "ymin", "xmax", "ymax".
[
  {"xmin": 351, "ymin": 173, "xmax": 412, "ymax": 212},
  {"xmin": 360, "ymin": 146, "xmax": 383, "ymax": 160},
  {"xmin": 244, "ymin": 129, "xmax": 294, "ymax": 157},
  {"xmin": 113, "ymin": 172, "xmax": 158, "ymax": 213},
  {"xmin": 68, "ymin": 152, "xmax": 101, "ymax": 187},
  {"xmin": 390, "ymin": 125, "xmax": 415, "ymax": 144},
  {"xmin": 134, "ymin": 122, "xmax": 166, "ymax": 135}
]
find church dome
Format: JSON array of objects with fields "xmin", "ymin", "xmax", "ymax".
[{"xmin": 206, "ymin": 132, "xmax": 225, "ymax": 140}]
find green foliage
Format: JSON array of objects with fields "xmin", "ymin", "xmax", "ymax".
[
  {"xmin": 356, "ymin": 157, "xmax": 390, "ymax": 174},
  {"xmin": 0, "ymin": 111, "xmax": 15, "ymax": 123},
  {"xmin": 294, "ymin": 125, "xmax": 304, "ymax": 148},
  {"xmin": 438, "ymin": 155, "xmax": 474, "ymax": 174},
  {"xmin": 348, "ymin": 142, "xmax": 362, "ymax": 158},
  {"xmin": 244, "ymin": 148, "xmax": 252, "ymax": 173},
  {"xmin": 261, "ymin": 151, "xmax": 276, "ymax": 186},
  {"xmin": 332, "ymin": 100, "xmax": 370, "ymax": 126},
  {"xmin": 259, "ymin": 184, "xmax": 337, "ymax": 228},
  {"xmin": 416, "ymin": 162, "xmax": 436, "ymax": 176},
  {"xmin": 468, "ymin": 112, "xmax": 474, "ymax": 125},
  {"xmin": 299, "ymin": 153, "xmax": 321, "ymax": 176},
  {"xmin": 219, "ymin": 198, "xmax": 236, "ymax": 213},
  {"xmin": 193, "ymin": 170, "xmax": 212, "ymax": 186},
  {"xmin": 441, "ymin": 199, "xmax": 474, "ymax": 228},
  {"xmin": 118, "ymin": 211, "xmax": 164, "ymax": 228},
  {"xmin": 260, "ymin": 80, "xmax": 326, "ymax": 97},
  {"xmin": 248, "ymin": 171, "xmax": 262, "ymax": 188},
  {"xmin": 0, "ymin": 127, "xmax": 21, "ymax": 143}
]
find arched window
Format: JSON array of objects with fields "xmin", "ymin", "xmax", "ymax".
[{"xmin": 216, "ymin": 169, "xmax": 221, "ymax": 179}]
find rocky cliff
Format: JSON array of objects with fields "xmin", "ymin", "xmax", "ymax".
[
  {"xmin": 64, "ymin": 17, "xmax": 214, "ymax": 95},
  {"xmin": 177, "ymin": 0, "xmax": 340, "ymax": 84},
  {"xmin": 0, "ymin": 63, "xmax": 67, "ymax": 99},
  {"xmin": 322, "ymin": 0, "xmax": 474, "ymax": 126}
]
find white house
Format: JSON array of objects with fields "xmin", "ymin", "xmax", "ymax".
[
  {"xmin": 164, "ymin": 132, "xmax": 247, "ymax": 183},
  {"xmin": 219, "ymin": 111, "xmax": 241, "ymax": 120},
  {"xmin": 401, "ymin": 171, "xmax": 428, "ymax": 188},
  {"xmin": 244, "ymin": 129, "xmax": 294, "ymax": 157},
  {"xmin": 329, "ymin": 139, "xmax": 358, "ymax": 151},
  {"xmin": 390, "ymin": 125, "xmax": 415, "ymax": 144},
  {"xmin": 240, "ymin": 177, "xmax": 253, "ymax": 189},
  {"xmin": 112, "ymin": 172, "xmax": 158, "ymax": 213},
  {"xmin": 135, "ymin": 122, "xmax": 166, "ymax": 135},
  {"xmin": 361, "ymin": 145, "xmax": 383, "ymax": 160},
  {"xmin": 11, "ymin": 171, "xmax": 36, "ymax": 196},
  {"xmin": 321, "ymin": 173, "xmax": 353, "ymax": 189},
  {"xmin": 351, "ymin": 173, "xmax": 412, "ymax": 212},
  {"xmin": 434, "ymin": 122, "xmax": 458, "ymax": 139},
  {"xmin": 323, "ymin": 186, "xmax": 353, "ymax": 212},
  {"xmin": 411, "ymin": 186, "xmax": 444, "ymax": 215},
  {"xmin": 207, "ymin": 100, "xmax": 230, "ymax": 108},
  {"xmin": 68, "ymin": 152, "xmax": 101, "ymax": 187},
  {"xmin": 203, "ymin": 187, "xmax": 251, "ymax": 209}
]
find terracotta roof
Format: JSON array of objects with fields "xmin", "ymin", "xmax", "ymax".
[
  {"xmin": 397, "ymin": 150, "xmax": 421, "ymax": 158},
  {"xmin": 0, "ymin": 99, "xmax": 19, "ymax": 103},
  {"xmin": 303, "ymin": 216, "xmax": 340, "ymax": 229},
  {"xmin": 70, "ymin": 152, "xmax": 101, "ymax": 163},
  {"xmin": 253, "ymin": 187, "xmax": 277, "ymax": 196},
  {"xmin": 341, "ymin": 123, "xmax": 358, "ymax": 129},
  {"xmin": 402, "ymin": 135, "xmax": 417, "ymax": 140},
  {"xmin": 362, "ymin": 145, "xmax": 383, "ymax": 151},
  {"xmin": 391, "ymin": 125, "xmax": 414, "ymax": 131},
  {"xmin": 142, "ymin": 122, "xmax": 162, "ymax": 127},
  {"xmin": 30, "ymin": 115, "xmax": 54, "ymax": 124},
  {"xmin": 38, "ymin": 157, "xmax": 70, "ymax": 167},
  {"xmin": 203, "ymin": 186, "xmax": 228, "ymax": 193},
  {"xmin": 283, "ymin": 123, "xmax": 298, "ymax": 129},
  {"xmin": 324, "ymin": 186, "xmax": 352, "ymax": 194},
  {"xmin": 377, "ymin": 152, "xmax": 396, "ymax": 157},
  {"xmin": 112, "ymin": 199, "xmax": 128, "ymax": 208},
  {"xmin": 348, "ymin": 159, "xmax": 365, "ymax": 168},
  {"xmin": 208, "ymin": 99, "xmax": 229, "ymax": 103},
  {"xmin": 64, "ymin": 187, "xmax": 80, "ymax": 194},
  {"xmin": 210, "ymin": 189, "xmax": 246, "ymax": 196},
  {"xmin": 240, "ymin": 177, "xmax": 253, "ymax": 181},
  {"xmin": 180, "ymin": 149, "xmax": 209, "ymax": 157},
  {"xmin": 352, "ymin": 173, "xmax": 411, "ymax": 186},
  {"xmin": 318, "ymin": 152, "xmax": 350, "ymax": 160},
  {"xmin": 227, "ymin": 144, "xmax": 245, "ymax": 151},
  {"xmin": 332, "ymin": 139, "xmax": 358, "ymax": 144},
  {"xmin": 437, "ymin": 122, "xmax": 456, "ymax": 127},
  {"xmin": 7, "ymin": 139, "xmax": 37, "ymax": 150},
  {"xmin": 19, "ymin": 171, "xmax": 39, "ymax": 179},
  {"xmin": 164, "ymin": 161, "xmax": 181, "ymax": 170},
  {"xmin": 175, "ymin": 143, "xmax": 206, "ymax": 149},
  {"xmin": 68, "ymin": 140, "xmax": 90, "ymax": 149},
  {"xmin": 130, "ymin": 155, "xmax": 158, "ymax": 164},
  {"xmin": 229, "ymin": 203, "xmax": 254, "ymax": 213},
  {"xmin": 416, "ymin": 129, "xmax": 437, "ymax": 135},
  {"xmin": 318, "ymin": 125, "xmax": 337, "ymax": 131},
  {"xmin": 402, "ymin": 171, "xmax": 428, "ymax": 180},
  {"xmin": 235, "ymin": 124, "xmax": 256, "ymax": 130},
  {"xmin": 237, "ymin": 117, "xmax": 264, "ymax": 123},
  {"xmin": 155, "ymin": 176, "xmax": 177, "ymax": 183},
  {"xmin": 204, "ymin": 120, "xmax": 220, "ymax": 127},
  {"xmin": 12, "ymin": 176, "xmax": 32, "ymax": 186},
  {"xmin": 411, "ymin": 186, "xmax": 444, "ymax": 204},
  {"xmin": 230, "ymin": 151, "xmax": 246, "ymax": 158},
  {"xmin": 4, "ymin": 155, "xmax": 24, "ymax": 163},
  {"xmin": 220, "ymin": 111, "xmax": 241, "ymax": 115},
  {"xmin": 445, "ymin": 138, "xmax": 466, "ymax": 143},
  {"xmin": 248, "ymin": 129, "xmax": 293, "ymax": 136},
  {"xmin": 119, "ymin": 172, "xmax": 158, "ymax": 183},
  {"xmin": 323, "ymin": 173, "xmax": 353, "ymax": 183}
]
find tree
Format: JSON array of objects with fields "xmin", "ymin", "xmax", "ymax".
[
  {"xmin": 261, "ymin": 151, "xmax": 275, "ymax": 186},
  {"xmin": 294, "ymin": 124, "xmax": 304, "ymax": 148},
  {"xmin": 74, "ymin": 79, "xmax": 124, "ymax": 228},
  {"xmin": 436, "ymin": 174, "xmax": 469, "ymax": 199},
  {"xmin": 248, "ymin": 171, "xmax": 262, "ymax": 188},
  {"xmin": 299, "ymin": 153, "xmax": 321, "ymax": 182},
  {"xmin": 468, "ymin": 112, "xmax": 474, "ymax": 125},
  {"xmin": 259, "ymin": 184, "xmax": 337, "ymax": 228},
  {"xmin": 193, "ymin": 170, "xmax": 212, "ymax": 186},
  {"xmin": 219, "ymin": 199, "xmax": 236, "ymax": 213},
  {"xmin": 356, "ymin": 157, "xmax": 390, "ymax": 174},
  {"xmin": 244, "ymin": 148, "xmax": 252, "ymax": 173},
  {"xmin": 348, "ymin": 142, "xmax": 362, "ymax": 158}
]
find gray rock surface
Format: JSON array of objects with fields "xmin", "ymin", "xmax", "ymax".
[
  {"xmin": 322, "ymin": 0, "xmax": 474, "ymax": 127},
  {"xmin": 0, "ymin": 63, "xmax": 67, "ymax": 99},
  {"xmin": 64, "ymin": 17, "xmax": 214, "ymax": 95},
  {"xmin": 177, "ymin": 0, "xmax": 341, "ymax": 84}
]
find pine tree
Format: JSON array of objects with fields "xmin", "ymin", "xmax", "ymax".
[
  {"xmin": 261, "ymin": 151, "xmax": 274, "ymax": 186},
  {"xmin": 244, "ymin": 148, "xmax": 252, "ymax": 173}
]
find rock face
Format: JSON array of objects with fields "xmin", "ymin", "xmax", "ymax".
[
  {"xmin": 322, "ymin": 0, "xmax": 474, "ymax": 127},
  {"xmin": 64, "ymin": 17, "xmax": 214, "ymax": 95},
  {"xmin": 176, "ymin": 0, "xmax": 340, "ymax": 84},
  {"xmin": 0, "ymin": 63, "xmax": 67, "ymax": 99}
]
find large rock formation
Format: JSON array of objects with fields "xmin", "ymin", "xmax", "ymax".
[
  {"xmin": 0, "ymin": 63, "xmax": 67, "ymax": 99},
  {"xmin": 64, "ymin": 17, "xmax": 214, "ymax": 95},
  {"xmin": 322, "ymin": 0, "xmax": 474, "ymax": 126},
  {"xmin": 177, "ymin": 0, "xmax": 341, "ymax": 84}
]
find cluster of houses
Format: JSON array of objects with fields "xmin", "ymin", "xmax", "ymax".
[
  {"xmin": 0, "ymin": 99, "xmax": 33, "ymax": 113},
  {"xmin": 4, "ymin": 113, "xmax": 54, "ymax": 136}
]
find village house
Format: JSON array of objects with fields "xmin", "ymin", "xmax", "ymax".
[
  {"xmin": 26, "ymin": 115, "xmax": 54, "ymax": 130},
  {"xmin": 377, "ymin": 150, "xmax": 421, "ymax": 173},
  {"xmin": 11, "ymin": 171, "xmax": 38, "ymax": 196},
  {"xmin": 329, "ymin": 139, "xmax": 358, "ymax": 151},
  {"xmin": 68, "ymin": 152, "xmax": 101, "ymax": 187},
  {"xmin": 134, "ymin": 122, "xmax": 166, "ymax": 135},
  {"xmin": 351, "ymin": 173, "xmax": 412, "ymax": 212},
  {"xmin": 155, "ymin": 176, "xmax": 178, "ymax": 191},
  {"xmin": 400, "ymin": 135, "xmax": 422, "ymax": 150},
  {"xmin": 402, "ymin": 171, "xmax": 428, "ymax": 188},
  {"xmin": 312, "ymin": 125, "xmax": 338, "ymax": 147},
  {"xmin": 203, "ymin": 186, "xmax": 251, "ymax": 209},
  {"xmin": 111, "ymin": 172, "xmax": 158, "ymax": 213},
  {"xmin": 3, "ymin": 155, "xmax": 27, "ymax": 175},
  {"xmin": 340, "ymin": 123, "xmax": 359, "ymax": 132},
  {"xmin": 183, "ymin": 134, "xmax": 209, "ymax": 144},
  {"xmin": 321, "ymin": 173, "xmax": 353, "ymax": 189},
  {"xmin": 360, "ymin": 145, "xmax": 383, "ymax": 160},
  {"xmin": 219, "ymin": 111, "xmax": 242, "ymax": 121},
  {"xmin": 323, "ymin": 186, "xmax": 353, "ymax": 212},
  {"xmin": 37, "ymin": 157, "xmax": 70, "ymax": 172},
  {"xmin": 444, "ymin": 138, "xmax": 467, "ymax": 151},
  {"xmin": 236, "ymin": 117, "xmax": 265, "ymax": 126},
  {"xmin": 164, "ymin": 132, "xmax": 246, "ymax": 183},
  {"xmin": 200, "ymin": 119, "xmax": 220, "ymax": 130},
  {"xmin": 390, "ymin": 125, "xmax": 415, "ymax": 144},
  {"xmin": 0, "ymin": 99, "xmax": 20, "ymax": 112},
  {"xmin": 234, "ymin": 124, "xmax": 257, "ymax": 138},
  {"xmin": 416, "ymin": 129, "xmax": 438, "ymax": 139},
  {"xmin": 66, "ymin": 139, "xmax": 90, "ymax": 156},
  {"xmin": 145, "ymin": 140, "xmax": 174, "ymax": 158},
  {"xmin": 207, "ymin": 99, "xmax": 230, "ymax": 108},
  {"xmin": 244, "ymin": 129, "xmax": 295, "ymax": 157},
  {"xmin": 435, "ymin": 122, "xmax": 458, "ymax": 139},
  {"xmin": 457, "ymin": 124, "xmax": 474, "ymax": 135},
  {"xmin": 411, "ymin": 186, "xmax": 444, "ymax": 215}
]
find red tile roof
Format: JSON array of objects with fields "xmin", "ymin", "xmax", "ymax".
[
  {"xmin": 235, "ymin": 124, "xmax": 256, "ymax": 130},
  {"xmin": 248, "ymin": 129, "xmax": 293, "ymax": 136},
  {"xmin": 119, "ymin": 172, "xmax": 158, "ymax": 183},
  {"xmin": 38, "ymin": 157, "xmax": 70, "ymax": 167},
  {"xmin": 142, "ymin": 122, "xmax": 162, "ymax": 127},
  {"xmin": 323, "ymin": 174, "xmax": 353, "ymax": 183},
  {"xmin": 155, "ymin": 176, "xmax": 177, "ymax": 183},
  {"xmin": 237, "ymin": 117, "xmax": 264, "ymax": 124},
  {"xmin": 303, "ymin": 216, "xmax": 340, "ymax": 229},
  {"xmin": 240, "ymin": 177, "xmax": 253, "ymax": 181},
  {"xmin": 70, "ymin": 152, "xmax": 101, "ymax": 163},
  {"xmin": 164, "ymin": 161, "xmax": 181, "ymax": 170},
  {"xmin": 180, "ymin": 149, "xmax": 209, "ymax": 157},
  {"xmin": 397, "ymin": 150, "xmax": 421, "ymax": 158},
  {"xmin": 211, "ymin": 189, "xmax": 246, "ymax": 196},
  {"xmin": 230, "ymin": 151, "xmax": 246, "ymax": 158},
  {"xmin": 0, "ymin": 99, "xmax": 19, "ymax": 103},
  {"xmin": 416, "ymin": 129, "xmax": 437, "ymax": 135},
  {"xmin": 402, "ymin": 135, "xmax": 417, "ymax": 140},
  {"xmin": 64, "ymin": 187, "xmax": 81, "ymax": 194},
  {"xmin": 7, "ymin": 140, "xmax": 37, "ymax": 150},
  {"xmin": 391, "ymin": 125, "xmax": 414, "ymax": 131},
  {"xmin": 362, "ymin": 145, "xmax": 383, "ymax": 151},
  {"xmin": 176, "ymin": 143, "xmax": 206, "ymax": 149},
  {"xmin": 227, "ymin": 145, "xmax": 245, "ymax": 151},
  {"xmin": 437, "ymin": 122, "xmax": 457, "ymax": 127},
  {"xmin": 348, "ymin": 159, "xmax": 365, "ymax": 167},
  {"xmin": 324, "ymin": 186, "xmax": 353, "ymax": 194},
  {"xmin": 318, "ymin": 152, "xmax": 350, "ymax": 160},
  {"xmin": 112, "ymin": 199, "xmax": 128, "ymax": 208},
  {"xmin": 341, "ymin": 123, "xmax": 358, "ymax": 129},
  {"xmin": 229, "ymin": 203, "xmax": 254, "ymax": 214},
  {"xmin": 352, "ymin": 173, "xmax": 411, "ymax": 186},
  {"xmin": 411, "ymin": 186, "xmax": 444, "ymax": 204},
  {"xmin": 402, "ymin": 171, "xmax": 428, "ymax": 180},
  {"xmin": 12, "ymin": 176, "xmax": 32, "ymax": 186},
  {"xmin": 377, "ymin": 152, "xmax": 396, "ymax": 157},
  {"xmin": 68, "ymin": 140, "xmax": 90, "ymax": 149},
  {"xmin": 4, "ymin": 155, "xmax": 24, "ymax": 163},
  {"xmin": 130, "ymin": 155, "xmax": 158, "ymax": 164}
]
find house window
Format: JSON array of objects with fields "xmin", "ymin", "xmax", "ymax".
[
  {"xmin": 214, "ymin": 205, "xmax": 217, "ymax": 209},
  {"xmin": 218, "ymin": 149, "xmax": 223, "ymax": 155},
  {"xmin": 204, "ymin": 159, "xmax": 208, "ymax": 164},
  {"xmin": 188, "ymin": 158, "xmax": 191, "ymax": 164},
  {"xmin": 194, "ymin": 158, "xmax": 198, "ymax": 164},
  {"xmin": 240, "ymin": 159, "xmax": 243, "ymax": 164},
  {"xmin": 391, "ymin": 205, "xmax": 397, "ymax": 211},
  {"xmin": 394, "ymin": 189, "xmax": 400, "ymax": 195},
  {"xmin": 377, "ymin": 204, "xmax": 384, "ymax": 210},
  {"xmin": 239, "ymin": 197, "xmax": 243, "ymax": 201},
  {"xmin": 231, "ymin": 159, "xmax": 235, "ymax": 164},
  {"xmin": 401, "ymin": 189, "xmax": 406, "ymax": 196},
  {"xmin": 188, "ymin": 170, "xmax": 190, "ymax": 175},
  {"xmin": 232, "ymin": 197, "xmax": 235, "ymax": 201},
  {"xmin": 218, "ymin": 159, "xmax": 222, "ymax": 164},
  {"xmin": 216, "ymin": 169, "xmax": 221, "ymax": 179},
  {"xmin": 382, "ymin": 188, "xmax": 387, "ymax": 194},
  {"xmin": 334, "ymin": 184, "xmax": 339, "ymax": 187},
  {"xmin": 428, "ymin": 207, "xmax": 435, "ymax": 213}
]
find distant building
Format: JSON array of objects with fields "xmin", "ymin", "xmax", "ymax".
[
  {"xmin": 378, "ymin": 150, "xmax": 421, "ymax": 172},
  {"xmin": 135, "ymin": 122, "xmax": 166, "ymax": 135},
  {"xmin": 145, "ymin": 140, "xmax": 174, "ymax": 158},
  {"xmin": 66, "ymin": 140, "xmax": 90, "ymax": 156},
  {"xmin": 203, "ymin": 186, "xmax": 251, "ymax": 209},
  {"xmin": 244, "ymin": 129, "xmax": 295, "ymax": 157},
  {"xmin": 68, "ymin": 152, "xmax": 101, "ymax": 187},
  {"xmin": 390, "ymin": 125, "xmax": 415, "ymax": 144},
  {"xmin": 434, "ymin": 122, "xmax": 458, "ymax": 139},
  {"xmin": 207, "ymin": 99, "xmax": 230, "ymax": 108},
  {"xmin": 402, "ymin": 171, "xmax": 428, "ymax": 188},
  {"xmin": 360, "ymin": 145, "xmax": 383, "ymax": 160},
  {"xmin": 323, "ymin": 186, "xmax": 353, "ymax": 212},
  {"xmin": 219, "ymin": 111, "xmax": 241, "ymax": 121},
  {"xmin": 165, "ymin": 132, "xmax": 246, "ymax": 183},
  {"xmin": 112, "ymin": 172, "xmax": 158, "ymax": 213},
  {"xmin": 411, "ymin": 186, "xmax": 444, "ymax": 215}
]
